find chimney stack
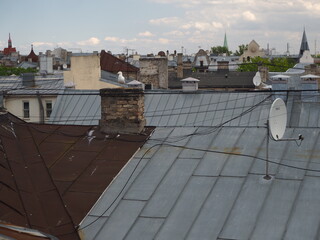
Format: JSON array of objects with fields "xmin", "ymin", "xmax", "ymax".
[
  {"xmin": 99, "ymin": 88, "xmax": 146, "ymax": 134},
  {"xmin": 258, "ymin": 66, "xmax": 269, "ymax": 83},
  {"xmin": 177, "ymin": 53, "xmax": 183, "ymax": 78}
]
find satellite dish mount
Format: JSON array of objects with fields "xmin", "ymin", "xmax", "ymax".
[{"xmin": 264, "ymin": 98, "xmax": 304, "ymax": 180}]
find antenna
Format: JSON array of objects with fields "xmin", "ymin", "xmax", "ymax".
[
  {"xmin": 253, "ymin": 71, "xmax": 262, "ymax": 87},
  {"xmin": 264, "ymin": 98, "xmax": 304, "ymax": 180}
]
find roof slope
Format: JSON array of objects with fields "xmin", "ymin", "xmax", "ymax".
[
  {"xmin": 0, "ymin": 112, "xmax": 153, "ymax": 239},
  {"xmin": 49, "ymin": 90, "xmax": 320, "ymax": 128},
  {"xmin": 169, "ymin": 71, "xmax": 256, "ymax": 89},
  {"xmin": 100, "ymin": 50, "xmax": 139, "ymax": 73},
  {"xmin": 81, "ymin": 125, "xmax": 320, "ymax": 240},
  {"xmin": 80, "ymin": 91, "xmax": 320, "ymax": 240}
]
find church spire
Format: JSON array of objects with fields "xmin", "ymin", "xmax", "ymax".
[
  {"xmin": 8, "ymin": 33, "xmax": 12, "ymax": 48},
  {"xmin": 223, "ymin": 32, "xmax": 228, "ymax": 50},
  {"xmin": 299, "ymin": 28, "xmax": 310, "ymax": 56}
]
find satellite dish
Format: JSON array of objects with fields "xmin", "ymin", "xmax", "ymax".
[
  {"xmin": 63, "ymin": 64, "xmax": 67, "ymax": 69},
  {"xmin": 253, "ymin": 71, "xmax": 262, "ymax": 86},
  {"xmin": 269, "ymin": 98, "xmax": 287, "ymax": 140}
]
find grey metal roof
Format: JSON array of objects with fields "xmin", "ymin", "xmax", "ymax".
[
  {"xmin": 49, "ymin": 90, "xmax": 320, "ymax": 128},
  {"xmin": 49, "ymin": 89, "xmax": 100, "ymax": 125},
  {"xmin": 80, "ymin": 125, "xmax": 320, "ymax": 240},
  {"xmin": 0, "ymin": 76, "xmax": 64, "ymax": 95}
]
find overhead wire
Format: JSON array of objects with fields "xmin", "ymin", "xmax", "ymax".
[{"xmin": 5, "ymin": 89, "xmax": 318, "ymax": 236}]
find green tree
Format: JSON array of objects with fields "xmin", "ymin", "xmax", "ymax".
[
  {"xmin": 211, "ymin": 46, "xmax": 232, "ymax": 56},
  {"xmin": 237, "ymin": 56, "xmax": 295, "ymax": 72},
  {"xmin": 0, "ymin": 66, "xmax": 37, "ymax": 76},
  {"xmin": 234, "ymin": 44, "xmax": 248, "ymax": 56}
]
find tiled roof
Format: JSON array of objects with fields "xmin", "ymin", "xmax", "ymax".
[
  {"xmin": 0, "ymin": 112, "xmax": 154, "ymax": 239},
  {"xmin": 26, "ymin": 49, "xmax": 38, "ymax": 62},
  {"xmin": 100, "ymin": 50, "xmax": 139, "ymax": 73}
]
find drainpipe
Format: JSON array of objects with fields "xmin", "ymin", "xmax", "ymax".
[
  {"xmin": 37, "ymin": 91, "xmax": 45, "ymax": 124},
  {"xmin": 0, "ymin": 91, "xmax": 4, "ymax": 111}
]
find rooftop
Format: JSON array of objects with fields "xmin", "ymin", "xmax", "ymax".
[
  {"xmin": 79, "ymin": 90, "xmax": 320, "ymax": 239},
  {"xmin": 0, "ymin": 112, "xmax": 154, "ymax": 239}
]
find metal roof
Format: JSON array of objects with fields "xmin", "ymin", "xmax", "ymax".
[
  {"xmin": 50, "ymin": 90, "xmax": 320, "ymax": 128},
  {"xmin": 0, "ymin": 112, "xmax": 154, "ymax": 239},
  {"xmin": 80, "ymin": 124, "xmax": 320, "ymax": 240},
  {"xmin": 0, "ymin": 76, "xmax": 65, "ymax": 95},
  {"xmin": 49, "ymin": 89, "xmax": 101, "ymax": 125}
]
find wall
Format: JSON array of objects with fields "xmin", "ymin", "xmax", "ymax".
[
  {"xmin": 64, "ymin": 54, "xmax": 119, "ymax": 90},
  {"xmin": 4, "ymin": 96, "xmax": 57, "ymax": 123},
  {"xmin": 139, "ymin": 57, "xmax": 168, "ymax": 89},
  {"xmin": 39, "ymin": 55, "xmax": 53, "ymax": 74}
]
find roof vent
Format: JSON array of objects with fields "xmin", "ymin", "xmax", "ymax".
[
  {"xmin": 127, "ymin": 80, "xmax": 145, "ymax": 90},
  {"xmin": 300, "ymin": 74, "xmax": 319, "ymax": 102},
  {"xmin": 181, "ymin": 77, "xmax": 200, "ymax": 92}
]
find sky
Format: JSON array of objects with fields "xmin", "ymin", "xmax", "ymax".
[{"xmin": 1, "ymin": 0, "xmax": 320, "ymax": 56}]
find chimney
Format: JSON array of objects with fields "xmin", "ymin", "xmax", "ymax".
[
  {"xmin": 177, "ymin": 53, "xmax": 183, "ymax": 78},
  {"xmin": 258, "ymin": 66, "xmax": 269, "ymax": 83},
  {"xmin": 21, "ymin": 73, "xmax": 35, "ymax": 87},
  {"xmin": 99, "ymin": 88, "xmax": 146, "ymax": 134}
]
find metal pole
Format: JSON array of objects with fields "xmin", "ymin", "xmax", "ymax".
[{"xmin": 264, "ymin": 120, "xmax": 271, "ymax": 180}]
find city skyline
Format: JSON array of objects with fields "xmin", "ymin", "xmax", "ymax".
[{"xmin": 1, "ymin": 0, "xmax": 319, "ymax": 56}]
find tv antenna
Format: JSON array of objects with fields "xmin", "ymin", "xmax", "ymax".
[{"xmin": 264, "ymin": 98, "xmax": 304, "ymax": 180}]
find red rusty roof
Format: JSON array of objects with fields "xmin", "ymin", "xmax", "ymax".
[
  {"xmin": 0, "ymin": 112, "xmax": 154, "ymax": 240},
  {"xmin": 100, "ymin": 50, "xmax": 139, "ymax": 73},
  {"xmin": 3, "ymin": 47, "xmax": 16, "ymax": 55}
]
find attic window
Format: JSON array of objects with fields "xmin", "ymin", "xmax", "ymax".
[{"xmin": 200, "ymin": 60, "xmax": 204, "ymax": 67}]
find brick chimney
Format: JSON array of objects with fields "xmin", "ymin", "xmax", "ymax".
[
  {"xmin": 99, "ymin": 88, "xmax": 146, "ymax": 134},
  {"xmin": 258, "ymin": 66, "xmax": 269, "ymax": 83},
  {"xmin": 177, "ymin": 53, "xmax": 183, "ymax": 78}
]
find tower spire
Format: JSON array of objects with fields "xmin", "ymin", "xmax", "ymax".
[
  {"xmin": 8, "ymin": 33, "xmax": 12, "ymax": 48},
  {"xmin": 223, "ymin": 31, "xmax": 228, "ymax": 50},
  {"xmin": 299, "ymin": 27, "xmax": 310, "ymax": 56}
]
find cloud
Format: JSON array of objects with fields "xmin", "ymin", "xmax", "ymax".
[
  {"xmin": 32, "ymin": 42, "xmax": 55, "ymax": 47},
  {"xmin": 158, "ymin": 38, "xmax": 170, "ymax": 44},
  {"xmin": 138, "ymin": 31, "xmax": 155, "ymax": 37},
  {"xmin": 77, "ymin": 37, "xmax": 100, "ymax": 46},
  {"xmin": 104, "ymin": 36, "xmax": 139, "ymax": 44},
  {"xmin": 300, "ymin": 0, "xmax": 320, "ymax": 13},
  {"xmin": 149, "ymin": 17, "xmax": 180, "ymax": 25},
  {"xmin": 104, "ymin": 37, "xmax": 120, "ymax": 42},
  {"xmin": 164, "ymin": 30, "xmax": 186, "ymax": 37},
  {"xmin": 242, "ymin": 11, "xmax": 256, "ymax": 21}
]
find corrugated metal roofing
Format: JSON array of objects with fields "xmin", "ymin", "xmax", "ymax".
[
  {"xmin": 81, "ymin": 126, "xmax": 320, "ymax": 240},
  {"xmin": 0, "ymin": 112, "xmax": 154, "ymax": 240}
]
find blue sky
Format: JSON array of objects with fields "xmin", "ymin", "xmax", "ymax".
[{"xmin": 1, "ymin": 0, "xmax": 320, "ymax": 56}]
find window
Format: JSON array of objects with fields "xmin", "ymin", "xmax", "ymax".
[
  {"xmin": 23, "ymin": 101, "xmax": 30, "ymax": 118},
  {"xmin": 46, "ymin": 101, "xmax": 53, "ymax": 118},
  {"xmin": 200, "ymin": 60, "xmax": 204, "ymax": 67},
  {"xmin": 145, "ymin": 84, "xmax": 153, "ymax": 90}
]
